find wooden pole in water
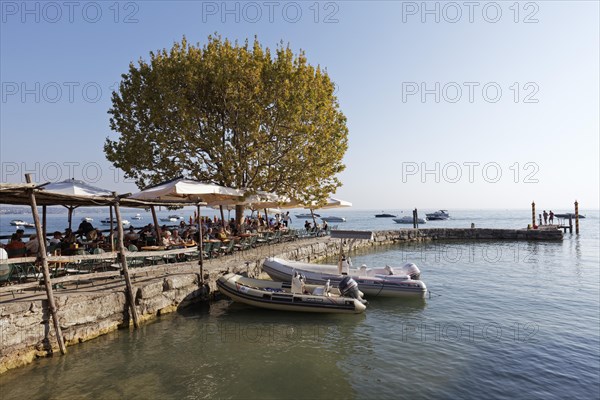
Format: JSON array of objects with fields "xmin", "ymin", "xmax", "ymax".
[
  {"xmin": 574, "ymin": 200, "xmax": 579, "ymax": 235},
  {"xmin": 25, "ymin": 174, "xmax": 67, "ymax": 355},
  {"xmin": 531, "ymin": 201, "xmax": 536, "ymax": 227},
  {"xmin": 113, "ymin": 195, "xmax": 140, "ymax": 329}
]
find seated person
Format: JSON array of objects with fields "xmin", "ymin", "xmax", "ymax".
[
  {"xmin": 124, "ymin": 226, "xmax": 139, "ymax": 242},
  {"xmin": 161, "ymin": 230, "xmax": 172, "ymax": 247},
  {"xmin": 216, "ymin": 228, "xmax": 228, "ymax": 241},
  {"xmin": 25, "ymin": 234, "xmax": 47, "ymax": 256},
  {"xmin": 49, "ymin": 231, "xmax": 63, "ymax": 245},
  {"xmin": 62, "ymin": 228, "xmax": 77, "ymax": 245},
  {"xmin": 5, "ymin": 234, "xmax": 26, "ymax": 257},
  {"xmin": 169, "ymin": 230, "xmax": 185, "ymax": 247},
  {"xmin": 77, "ymin": 219, "xmax": 95, "ymax": 237}
]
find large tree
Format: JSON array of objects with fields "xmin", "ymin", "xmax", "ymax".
[{"xmin": 105, "ymin": 35, "xmax": 348, "ymax": 216}]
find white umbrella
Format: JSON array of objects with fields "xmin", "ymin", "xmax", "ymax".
[
  {"xmin": 310, "ymin": 197, "xmax": 352, "ymax": 210},
  {"xmin": 129, "ymin": 178, "xmax": 243, "ymax": 203},
  {"xmin": 128, "ymin": 178, "xmax": 245, "ymax": 282},
  {"xmin": 42, "ymin": 179, "xmax": 114, "ymax": 230},
  {"xmin": 42, "ymin": 178, "xmax": 113, "ymax": 197}
]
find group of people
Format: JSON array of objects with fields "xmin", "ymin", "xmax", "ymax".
[
  {"xmin": 540, "ymin": 210, "xmax": 555, "ymax": 225},
  {"xmin": 0, "ymin": 229, "xmax": 46, "ymax": 258}
]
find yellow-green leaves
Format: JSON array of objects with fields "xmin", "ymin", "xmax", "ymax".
[{"xmin": 106, "ymin": 35, "xmax": 348, "ymax": 204}]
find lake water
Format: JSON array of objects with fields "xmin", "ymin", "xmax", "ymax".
[{"xmin": 0, "ymin": 209, "xmax": 598, "ymax": 399}]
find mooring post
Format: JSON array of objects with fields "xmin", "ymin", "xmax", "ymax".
[
  {"xmin": 574, "ymin": 200, "xmax": 580, "ymax": 235},
  {"xmin": 25, "ymin": 174, "xmax": 67, "ymax": 355},
  {"xmin": 531, "ymin": 201, "xmax": 536, "ymax": 227},
  {"xmin": 113, "ymin": 195, "xmax": 140, "ymax": 329},
  {"xmin": 568, "ymin": 215, "xmax": 573, "ymax": 233}
]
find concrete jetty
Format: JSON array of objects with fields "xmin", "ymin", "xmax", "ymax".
[{"xmin": 0, "ymin": 227, "xmax": 562, "ymax": 373}]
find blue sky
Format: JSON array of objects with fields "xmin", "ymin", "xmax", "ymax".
[{"xmin": 1, "ymin": 1, "xmax": 598, "ymax": 210}]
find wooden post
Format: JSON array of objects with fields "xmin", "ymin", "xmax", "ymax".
[
  {"xmin": 150, "ymin": 206, "xmax": 162, "ymax": 241},
  {"xmin": 113, "ymin": 197, "xmax": 140, "ymax": 329},
  {"xmin": 219, "ymin": 205, "xmax": 225, "ymax": 226},
  {"xmin": 309, "ymin": 209, "xmax": 317, "ymax": 229},
  {"xmin": 109, "ymin": 206, "xmax": 115, "ymax": 252},
  {"xmin": 197, "ymin": 203, "xmax": 204, "ymax": 282},
  {"xmin": 574, "ymin": 201, "xmax": 579, "ymax": 235},
  {"xmin": 568, "ymin": 215, "xmax": 573, "ymax": 233},
  {"xmin": 531, "ymin": 201, "xmax": 536, "ymax": 227},
  {"xmin": 25, "ymin": 174, "xmax": 67, "ymax": 355},
  {"xmin": 67, "ymin": 206, "xmax": 73, "ymax": 230},
  {"xmin": 42, "ymin": 205, "xmax": 47, "ymax": 241}
]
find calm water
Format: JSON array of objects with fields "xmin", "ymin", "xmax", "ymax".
[{"xmin": 1, "ymin": 210, "xmax": 599, "ymax": 399}]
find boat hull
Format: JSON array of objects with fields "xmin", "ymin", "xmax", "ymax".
[
  {"xmin": 262, "ymin": 258, "xmax": 427, "ymax": 299},
  {"xmin": 393, "ymin": 217, "xmax": 426, "ymax": 224},
  {"xmin": 217, "ymin": 273, "xmax": 365, "ymax": 314}
]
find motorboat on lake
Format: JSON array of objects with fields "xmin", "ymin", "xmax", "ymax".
[
  {"xmin": 262, "ymin": 257, "xmax": 427, "ymax": 299},
  {"xmin": 554, "ymin": 213, "xmax": 585, "ymax": 219},
  {"xmin": 426, "ymin": 210, "xmax": 450, "ymax": 221},
  {"xmin": 160, "ymin": 215, "xmax": 182, "ymax": 222},
  {"xmin": 100, "ymin": 218, "xmax": 130, "ymax": 226},
  {"xmin": 393, "ymin": 216, "xmax": 426, "ymax": 224},
  {"xmin": 375, "ymin": 213, "xmax": 396, "ymax": 218},
  {"xmin": 131, "ymin": 214, "xmax": 143, "ymax": 220},
  {"xmin": 296, "ymin": 213, "xmax": 320, "ymax": 219},
  {"xmin": 217, "ymin": 272, "xmax": 366, "ymax": 314},
  {"xmin": 81, "ymin": 217, "xmax": 94, "ymax": 222},
  {"xmin": 321, "ymin": 216, "xmax": 346, "ymax": 223},
  {"xmin": 10, "ymin": 219, "xmax": 28, "ymax": 226}
]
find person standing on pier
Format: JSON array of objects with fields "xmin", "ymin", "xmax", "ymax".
[
  {"xmin": 543, "ymin": 210, "xmax": 548, "ymax": 225},
  {"xmin": 549, "ymin": 210, "xmax": 554, "ymax": 225}
]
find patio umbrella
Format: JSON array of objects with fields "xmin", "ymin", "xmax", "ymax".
[
  {"xmin": 128, "ymin": 178, "xmax": 244, "ymax": 281},
  {"xmin": 42, "ymin": 178, "xmax": 115, "ymax": 232},
  {"xmin": 299, "ymin": 197, "xmax": 352, "ymax": 226}
]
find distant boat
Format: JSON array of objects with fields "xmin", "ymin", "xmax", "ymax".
[
  {"xmin": 100, "ymin": 218, "xmax": 130, "ymax": 226},
  {"xmin": 375, "ymin": 213, "xmax": 396, "ymax": 218},
  {"xmin": 426, "ymin": 210, "xmax": 450, "ymax": 221},
  {"xmin": 81, "ymin": 217, "xmax": 94, "ymax": 222},
  {"xmin": 393, "ymin": 216, "xmax": 426, "ymax": 224},
  {"xmin": 10, "ymin": 220, "xmax": 37, "ymax": 229},
  {"xmin": 321, "ymin": 216, "xmax": 346, "ymax": 223},
  {"xmin": 131, "ymin": 214, "xmax": 143, "ymax": 220},
  {"xmin": 296, "ymin": 213, "xmax": 320, "ymax": 219},
  {"xmin": 160, "ymin": 215, "xmax": 182, "ymax": 222},
  {"xmin": 10, "ymin": 219, "xmax": 28, "ymax": 226},
  {"xmin": 554, "ymin": 213, "xmax": 585, "ymax": 219}
]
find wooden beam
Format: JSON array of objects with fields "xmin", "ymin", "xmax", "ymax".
[{"xmin": 25, "ymin": 174, "xmax": 67, "ymax": 355}]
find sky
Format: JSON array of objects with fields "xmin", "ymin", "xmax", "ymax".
[{"xmin": 1, "ymin": 1, "xmax": 598, "ymax": 210}]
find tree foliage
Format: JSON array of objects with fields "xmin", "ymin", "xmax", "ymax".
[{"xmin": 105, "ymin": 35, "xmax": 348, "ymax": 208}]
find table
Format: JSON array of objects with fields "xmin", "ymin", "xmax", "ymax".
[{"xmin": 140, "ymin": 246, "xmax": 165, "ymax": 251}]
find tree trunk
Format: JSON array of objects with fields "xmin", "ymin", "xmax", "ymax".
[{"xmin": 235, "ymin": 204, "xmax": 245, "ymax": 230}]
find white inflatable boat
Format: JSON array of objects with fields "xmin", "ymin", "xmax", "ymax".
[
  {"xmin": 262, "ymin": 257, "xmax": 427, "ymax": 299},
  {"xmin": 217, "ymin": 273, "xmax": 367, "ymax": 314}
]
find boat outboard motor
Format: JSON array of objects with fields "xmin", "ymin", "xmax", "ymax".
[
  {"xmin": 339, "ymin": 276, "xmax": 366, "ymax": 303},
  {"xmin": 401, "ymin": 263, "xmax": 421, "ymax": 280}
]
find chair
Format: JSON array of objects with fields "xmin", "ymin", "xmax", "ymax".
[
  {"xmin": 126, "ymin": 245, "xmax": 145, "ymax": 268},
  {"xmin": 202, "ymin": 242, "xmax": 214, "ymax": 259},
  {"xmin": 0, "ymin": 264, "xmax": 15, "ymax": 285},
  {"xmin": 6, "ymin": 248, "xmax": 27, "ymax": 259},
  {"xmin": 219, "ymin": 240, "xmax": 236, "ymax": 256}
]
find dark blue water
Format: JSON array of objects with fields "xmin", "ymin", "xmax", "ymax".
[{"xmin": 0, "ymin": 210, "xmax": 598, "ymax": 399}]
